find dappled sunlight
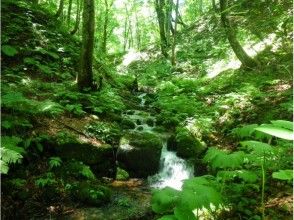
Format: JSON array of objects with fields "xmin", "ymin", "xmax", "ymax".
[
  {"xmin": 121, "ymin": 49, "xmax": 149, "ymax": 66},
  {"xmin": 206, "ymin": 33, "xmax": 283, "ymax": 79},
  {"xmin": 206, "ymin": 58, "xmax": 241, "ymax": 79},
  {"xmin": 244, "ymin": 33, "xmax": 279, "ymax": 57},
  {"xmin": 21, "ymin": 77, "xmax": 32, "ymax": 86}
]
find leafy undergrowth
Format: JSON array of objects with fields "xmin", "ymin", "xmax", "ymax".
[{"xmin": 1, "ymin": 1, "xmax": 137, "ymax": 219}]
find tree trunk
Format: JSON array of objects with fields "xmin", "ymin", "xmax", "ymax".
[
  {"xmin": 155, "ymin": 0, "xmax": 168, "ymax": 57},
  {"xmin": 101, "ymin": 0, "xmax": 114, "ymax": 54},
  {"xmin": 212, "ymin": 0, "xmax": 217, "ymax": 12},
  {"xmin": 71, "ymin": 0, "xmax": 82, "ymax": 34},
  {"xmin": 220, "ymin": 0, "xmax": 257, "ymax": 68},
  {"xmin": 78, "ymin": 0, "xmax": 95, "ymax": 91},
  {"xmin": 165, "ymin": 0, "xmax": 173, "ymax": 45},
  {"xmin": 171, "ymin": 0, "xmax": 179, "ymax": 66},
  {"xmin": 67, "ymin": 0, "xmax": 73, "ymax": 27},
  {"xmin": 56, "ymin": 0, "xmax": 64, "ymax": 18},
  {"xmin": 101, "ymin": 0, "xmax": 109, "ymax": 53}
]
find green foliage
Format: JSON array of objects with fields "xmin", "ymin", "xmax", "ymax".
[
  {"xmin": 65, "ymin": 104, "xmax": 86, "ymax": 116},
  {"xmin": 116, "ymin": 167, "xmax": 129, "ymax": 180},
  {"xmin": 151, "ymin": 176, "xmax": 222, "ymax": 219},
  {"xmin": 232, "ymin": 124, "xmax": 259, "ymax": 139},
  {"xmin": 35, "ymin": 172, "xmax": 57, "ymax": 188},
  {"xmin": 48, "ymin": 157, "xmax": 62, "ymax": 169},
  {"xmin": 255, "ymin": 125, "xmax": 293, "ymax": 140},
  {"xmin": 2, "ymin": 90, "xmax": 64, "ymax": 117},
  {"xmin": 65, "ymin": 160, "xmax": 96, "ymax": 180},
  {"xmin": 272, "ymin": 170, "xmax": 293, "ymax": 181},
  {"xmin": 1, "ymin": 136, "xmax": 25, "ymax": 174},
  {"xmin": 86, "ymin": 121, "xmax": 121, "ymax": 144},
  {"xmin": 2, "ymin": 45, "xmax": 18, "ymax": 56},
  {"xmin": 203, "ymin": 147, "xmax": 245, "ymax": 169},
  {"xmin": 151, "ymin": 187, "xmax": 180, "ymax": 214}
]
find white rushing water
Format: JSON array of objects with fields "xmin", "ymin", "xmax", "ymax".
[
  {"xmin": 122, "ymin": 93, "xmax": 194, "ymax": 190},
  {"xmin": 148, "ymin": 142, "xmax": 194, "ymax": 190}
]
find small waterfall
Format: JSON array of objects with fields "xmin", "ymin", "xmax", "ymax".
[
  {"xmin": 122, "ymin": 93, "xmax": 194, "ymax": 190},
  {"xmin": 148, "ymin": 141, "xmax": 194, "ymax": 190}
]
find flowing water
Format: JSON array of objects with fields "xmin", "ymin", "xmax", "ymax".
[
  {"xmin": 122, "ymin": 93, "xmax": 194, "ymax": 190},
  {"xmin": 148, "ymin": 141, "xmax": 194, "ymax": 190}
]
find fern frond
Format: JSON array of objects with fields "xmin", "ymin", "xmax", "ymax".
[
  {"xmin": 217, "ymin": 170, "xmax": 258, "ymax": 183},
  {"xmin": 232, "ymin": 124, "xmax": 259, "ymax": 139},
  {"xmin": 240, "ymin": 141, "xmax": 274, "ymax": 156}
]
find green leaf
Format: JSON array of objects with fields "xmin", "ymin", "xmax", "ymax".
[
  {"xmin": 1, "ymin": 136, "xmax": 25, "ymax": 154},
  {"xmin": 203, "ymin": 147, "xmax": 245, "ymax": 169},
  {"xmin": 255, "ymin": 125, "xmax": 293, "ymax": 140},
  {"xmin": 49, "ymin": 157, "xmax": 62, "ymax": 169},
  {"xmin": 174, "ymin": 206, "xmax": 196, "ymax": 220},
  {"xmin": 151, "ymin": 187, "xmax": 180, "ymax": 214},
  {"xmin": 2, "ymin": 45, "xmax": 18, "ymax": 56},
  {"xmin": 158, "ymin": 215, "xmax": 178, "ymax": 220},
  {"xmin": 232, "ymin": 124, "xmax": 259, "ymax": 139},
  {"xmin": 240, "ymin": 141, "xmax": 273, "ymax": 156},
  {"xmin": 270, "ymin": 120, "xmax": 293, "ymax": 131},
  {"xmin": 181, "ymin": 176, "xmax": 222, "ymax": 210},
  {"xmin": 217, "ymin": 170, "xmax": 258, "ymax": 183},
  {"xmin": 272, "ymin": 170, "xmax": 293, "ymax": 180},
  {"xmin": 0, "ymin": 160, "xmax": 9, "ymax": 174}
]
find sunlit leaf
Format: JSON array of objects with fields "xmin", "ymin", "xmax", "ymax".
[
  {"xmin": 255, "ymin": 125, "xmax": 293, "ymax": 140},
  {"xmin": 272, "ymin": 170, "xmax": 293, "ymax": 180},
  {"xmin": 2, "ymin": 45, "xmax": 18, "ymax": 56},
  {"xmin": 270, "ymin": 120, "xmax": 293, "ymax": 131}
]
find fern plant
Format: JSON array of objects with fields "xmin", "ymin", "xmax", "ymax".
[
  {"xmin": 0, "ymin": 136, "xmax": 25, "ymax": 174},
  {"xmin": 204, "ymin": 120, "xmax": 293, "ymax": 219}
]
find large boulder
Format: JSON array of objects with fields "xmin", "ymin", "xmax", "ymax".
[
  {"xmin": 116, "ymin": 131, "xmax": 162, "ymax": 177},
  {"xmin": 54, "ymin": 132, "xmax": 115, "ymax": 177},
  {"xmin": 174, "ymin": 127, "xmax": 207, "ymax": 159}
]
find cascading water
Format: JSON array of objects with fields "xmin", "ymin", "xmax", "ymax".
[
  {"xmin": 148, "ymin": 141, "xmax": 194, "ymax": 190},
  {"xmin": 122, "ymin": 93, "xmax": 194, "ymax": 190}
]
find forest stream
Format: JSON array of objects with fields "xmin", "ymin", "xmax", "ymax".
[
  {"xmin": 2, "ymin": 1, "xmax": 292, "ymax": 219},
  {"xmin": 64, "ymin": 92, "xmax": 194, "ymax": 220}
]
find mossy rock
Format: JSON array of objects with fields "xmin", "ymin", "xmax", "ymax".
[
  {"xmin": 55, "ymin": 141, "xmax": 113, "ymax": 165},
  {"xmin": 116, "ymin": 167, "xmax": 129, "ymax": 180},
  {"xmin": 121, "ymin": 118, "xmax": 136, "ymax": 129},
  {"xmin": 175, "ymin": 127, "xmax": 207, "ymax": 159},
  {"xmin": 54, "ymin": 132, "xmax": 116, "ymax": 177},
  {"xmin": 72, "ymin": 181, "xmax": 111, "ymax": 206},
  {"xmin": 167, "ymin": 134, "xmax": 177, "ymax": 151},
  {"xmin": 117, "ymin": 131, "xmax": 162, "ymax": 177}
]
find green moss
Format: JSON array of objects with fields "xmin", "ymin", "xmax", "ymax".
[
  {"xmin": 72, "ymin": 181, "xmax": 111, "ymax": 206},
  {"xmin": 116, "ymin": 167, "xmax": 129, "ymax": 180},
  {"xmin": 175, "ymin": 127, "xmax": 207, "ymax": 159}
]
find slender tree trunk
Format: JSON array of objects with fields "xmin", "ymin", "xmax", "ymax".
[
  {"xmin": 171, "ymin": 0, "xmax": 179, "ymax": 66},
  {"xmin": 56, "ymin": 0, "xmax": 64, "ymax": 18},
  {"xmin": 212, "ymin": 0, "xmax": 217, "ymax": 12},
  {"xmin": 220, "ymin": 0, "xmax": 257, "ymax": 68},
  {"xmin": 155, "ymin": 0, "xmax": 168, "ymax": 57},
  {"xmin": 101, "ymin": 0, "xmax": 109, "ymax": 53},
  {"xmin": 135, "ymin": 14, "xmax": 141, "ymax": 50},
  {"xmin": 165, "ymin": 0, "xmax": 173, "ymax": 45},
  {"xmin": 101, "ymin": 0, "xmax": 114, "ymax": 54},
  {"xmin": 67, "ymin": 0, "xmax": 73, "ymax": 27},
  {"xmin": 78, "ymin": 0, "xmax": 95, "ymax": 91},
  {"xmin": 71, "ymin": 0, "xmax": 82, "ymax": 34}
]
